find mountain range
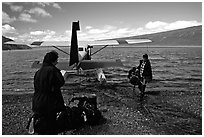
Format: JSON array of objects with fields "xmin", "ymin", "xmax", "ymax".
[
  {"xmin": 2, "ymin": 36, "xmax": 31, "ymax": 50},
  {"xmin": 116, "ymin": 25, "xmax": 202, "ymax": 46}
]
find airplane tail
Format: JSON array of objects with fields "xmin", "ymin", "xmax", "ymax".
[{"xmin": 69, "ymin": 21, "xmax": 80, "ymax": 66}]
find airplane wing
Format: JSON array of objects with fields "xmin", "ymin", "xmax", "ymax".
[
  {"xmin": 88, "ymin": 40, "xmax": 119, "ymax": 46},
  {"xmin": 30, "ymin": 41, "xmax": 70, "ymax": 47},
  {"xmin": 85, "ymin": 39, "xmax": 152, "ymax": 56},
  {"xmin": 29, "ymin": 39, "xmax": 151, "ymax": 48},
  {"xmin": 88, "ymin": 39, "xmax": 152, "ymax": 46}
]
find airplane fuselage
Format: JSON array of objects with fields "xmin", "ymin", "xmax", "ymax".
[{"xmin": 78, "ymin": 44, "xmax": 92, "ymax": 61}]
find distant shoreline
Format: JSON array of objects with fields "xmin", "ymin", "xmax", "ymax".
[
  {"xmin": 110, "ymin": 45, "xmax": 202, "ymax": 48},
  {"xmin": 2, "ymin": 45, "xmax": 202, "ymax": 51}
]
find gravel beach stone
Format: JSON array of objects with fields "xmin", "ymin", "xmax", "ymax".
[{"xmin": 2, "ymin": 82, "xmax": 202, "ymax": 135}]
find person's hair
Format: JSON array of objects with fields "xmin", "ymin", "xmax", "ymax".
[
  {"xmin": 43, "ymin": 50, "xmax": 58, "ymax": 64},
  {"xmin": 143, "ymin": 54, "xmax": 148, "ymax": 59}
]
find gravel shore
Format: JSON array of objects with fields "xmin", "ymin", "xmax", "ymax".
[{"xmin": 2, "ymin": 81, "xmax": 202, "ymax": 135}]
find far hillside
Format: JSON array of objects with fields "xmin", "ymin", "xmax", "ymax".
[
  {"xmin": 2, "ymin": 36, "xmax": 13, "ymax": 43},
  {"xmin": 116, "ymin": 25, "xmax": 202, "ymax": 46},
  {"xmin": 2, "ymin": 36, "xmax": 31, "ymax": 50}
]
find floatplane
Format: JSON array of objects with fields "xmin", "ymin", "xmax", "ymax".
[{"xmin": 31, "ymin": 21, "xmax": 151, "ymax": 84}]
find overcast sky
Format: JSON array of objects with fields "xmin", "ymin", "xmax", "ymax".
[{"xmin": 2, "ymin": 2, "xmax": 202, "ymax": 42}]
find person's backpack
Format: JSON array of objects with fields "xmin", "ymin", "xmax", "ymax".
[
  {"xmin": 56, "ymin": 107, "xmax": 73, "ymax": 133},
  {"xmin": 27, "ymin": 94, "xmax": 104, "ymax": 134},
  {"xmin": 70, "ymin": 94, "xmax": 103, "ymax": 126},
  {"xmin": 55, "ymin": 105, "xmax": 88, "ymax": 133},
  {"xmin": 83, "ymin": 100, "xmax": 102, "ymax": 125},
  {"xmin": 130, "ymin": 75, "xmax": 140, "ymax": 85}
]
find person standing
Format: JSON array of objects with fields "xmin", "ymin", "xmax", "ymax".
[
  {"xmin": 137, "ymin": 54, "xmax": 152, "ymax": 98},
  {"xmin": 32, "ymin": 50, "xmax": 66, "ymax": 134}
]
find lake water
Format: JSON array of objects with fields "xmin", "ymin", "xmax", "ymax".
[{"xmin": 2, "ymin": 46, "xmax": 202, "ymax": 95}]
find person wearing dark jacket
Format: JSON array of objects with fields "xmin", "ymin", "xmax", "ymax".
[
  {"xmin": 127, "ymin": 54, "xmax": 152, "ymax": 100},
  {"xmin": 32, "ymin": 50, "xmax": 65, "ymax": 134},
  {"xmin": 137, "ymin": 54, "xmax": 152, "ymax": 98},
  {"xmin": 137, "ymin": 54, "xmax": 152, "ymax": 82}
]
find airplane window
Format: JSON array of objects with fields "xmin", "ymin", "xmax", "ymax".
[{"xmin": 78, "ymin": 47, "xmax": 83, "ymax": 51}]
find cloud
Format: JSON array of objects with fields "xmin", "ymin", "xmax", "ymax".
[
  {"xmin": 37, "ymin": 2, "xmax": 61, "ymax": 9},
  {"xmin": 87, "ymin": 25, "xmax": 116, "ymax": 35},
  {"xmin": 2, "ymin": 2, "xmax": 13, "ymax": 6},
  {"xmin": 26, "ymin": 29, "xmax": 71, "ymax": 42},
  {"xmin": 141, "ymin": 20, "xmax": 202, "ymax": 35},
  {"xmin": 18, "ymin": 31, "xmax": 56, "ymax": 42},
  {"xmin": 2, "ymin": 24, "xmax": 16, "ymax": 34},
  {"xmin": 116, "ymin": 28, "xmax": 131, "ymax": 34},
  {"xmin": 36, "ymin": 2, "xmax": 49, "ymax": 7},
  {"xmin": 10, "ymin": 5, "xmax": 23, "ymax": 12},
  {"xmin": 2, "ymin": 11, "xmax": 16, "ymax": 24},
  {"xmin": 104, "ymin": 25, "xmax": 116, "ymax": 30},
  {"xmin": 85, "ymin": 26, "xmax": 93, "ymax": 30},
  {"xmin": 41, "ymin": 33, "xmax": 69, "ymax": 41},
  {"xmin": 65, "ymin": 30, "xmax": 71, "ymax": 35},
  {"xmin": 29, "ymin": 7, "xmax": 52, "ymax": 17},
  {"xmin": 19, "ymin": 13, "xmax": 37, "ymax": 23},
  {"xmin": 30, "ymin": 31, "xmax": 45, "ymax": 35},
  {"xmin": 83, "ymin": 25, "xmax": 136, "ymax": 40},
  {"xmin": 17, "ymin": 33, "xmax": 38, "ymax": 42},
  {"xmin": 16, "ymin": 30, "xmax": 61, "ymax": 42},
  {"xmin": 101, "ymin": 27, "xmax": 137, "ymax": 40},
  {"xmin": 52, "ymin": 3, "xmax": 61, "ymax": 9},
  {"xmin": 3, "ymin": 3, "xmax": 23, "ymax": 12},
  {"xmin": 164, "ymin": 20, "xmax": 201, "ymax": 30},
  {"xmin": 145, "ymin": 21, "xmax": 167, "ymax": 29},
  {"xmin": 18, "ymin": 33, "xmax": 30, "ymax": 39},
  {"xmin": 29, "ymin": 30, "xmax": 56, "ymax": 41},
  {"xmin": 42, "ymin": 35, "xmax": 69, "ymax": 41},
  {"xmin": 88, "ymin": 28, "xmax": 109, "ymax": 34},
  {"xmin": 30, "ymin": 30, "xmax": 56, "ymax": 36}
]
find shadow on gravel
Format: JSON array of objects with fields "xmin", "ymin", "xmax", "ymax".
[
  {"xmin": 134, "ymin": 93, "xmax": 202, "ymax": 135},
  {"xmin": 95, "ymin": 83, "xmax": 202, "ymax": 135}
]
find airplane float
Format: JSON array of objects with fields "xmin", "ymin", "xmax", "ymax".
[{"xmin": 31, "ymin": 21, "xmax": 152, "ymax": 84}]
